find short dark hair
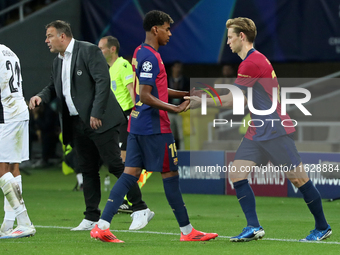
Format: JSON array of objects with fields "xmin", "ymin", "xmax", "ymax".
[
  {"xmin": 143, "ymin": 10, "xmax": 174, "ymax": 31},
  {"xmin": 102, "ymin": 36, "xmax": 120, "ymax": 54},
  {"xmin": 46, "ymin": 20, "xmax": 73, "ymax": 38}
]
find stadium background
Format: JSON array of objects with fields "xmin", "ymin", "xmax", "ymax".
[
  {"xmin": 0, "ymin": 0, "xmax": 340, "ymax": 252},
  {"xmin": 0, "ymin": 0, "xmax": 340, "ymax": 98},
  {"xmin": 0, "ymin": 1, "xmax": 339, "ymax": 200},
  {"xmin": 1, "ymin": 0, "xmax": 339, "ymax": 198}
]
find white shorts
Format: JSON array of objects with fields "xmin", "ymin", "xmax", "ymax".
[{"xmin": 0, "ymin": 120, "xmax": 29, "ymax": 163}]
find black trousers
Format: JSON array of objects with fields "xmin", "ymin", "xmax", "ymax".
[
  {"xmin": 119, "ymin": 108, "xmax": 133, "ymax": 151},
  {"xmin": 71, "ymin": 116, "xmax": 147, "ymax": 221}
]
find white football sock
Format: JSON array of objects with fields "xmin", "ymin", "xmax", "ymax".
[
  {"xmin": 0, "ymin": 219, "xmax": 14, "ymax": 233},
  {"xmin": 2, "ymin": 195, "xmax": 15, "ymax": 232},
  {"xmin": 2, "ymin": 175, "xmax": 28, "ymax": 230},
  {"xmin": 3, "ymin": 195, "xmax": 15, "ymax": 221},
  {"xmin": 14, "ymin": 175, "xmax": 31, "ymax": 226},
  {"xmin": 97, "ymin": 219, "xmax": 110, "ymax": 230},
  {"xmin": 0, "ymin": 173, "xmax": 30, "ymax": 226},
  {"xmin": 76, "ymin": 173, "xmax": 83, "ymax": 186},
  {"xmin": 180, "ymin": 223, "xmax": 193, "ymax": 235}
]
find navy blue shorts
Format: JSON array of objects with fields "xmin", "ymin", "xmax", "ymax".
[
  {"xmin": 234, "ymin": 135, "xmax": 301, "ymax": 170},
  {"xmin": 125, "ymin": 133, "xmax": 178, "ymax": 172}
]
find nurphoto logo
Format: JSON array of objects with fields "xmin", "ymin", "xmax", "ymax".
[
  {"xmin": 199, "ymin": 83, "xmax": 312, "ymax": 128},
  {"xmin": 197, "ymin": 82, "xmax": 222, "ymax": 115}
]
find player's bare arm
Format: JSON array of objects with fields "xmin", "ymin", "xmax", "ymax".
[
  {"xmin": 168, "ymin": 87, "xmax": 204, "ymax": 99},
  {"xmin": 184, "ymin": 91, "xmax": 234, "ymax": 109},
  {"xmin": 140, "ymin": 84, "xmax": 188, "ymax": 113},
  {"xmin": 184, "ymin": 90, "xmax": 246, "ymax": 110},
  {"xmin": 167, "ymin": 88, "xmax": 189, "ymax": 98},
  {"xmin": 126, "ymin": 83, "xmax": 135, "ymax": 105}
]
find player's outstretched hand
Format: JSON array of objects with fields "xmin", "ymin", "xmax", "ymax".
[
  {"xmin": 189, "ymin": 87, "xmax": 205, "ymax": 98},
  {"xmin": 29, "ymin": 96, "xmax": 42, "ymax": 110},
  {"xmin": 183, "ymin": 96, "xmax": 201, "ymax": 110},
  {"xmin": 176, "ymin": 99, "xmax": 190, "ymax": 113}
]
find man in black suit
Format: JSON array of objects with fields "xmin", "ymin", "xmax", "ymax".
[{"xmin": 29, "ymin": 20, "xmax": 154, "ymax": 231}]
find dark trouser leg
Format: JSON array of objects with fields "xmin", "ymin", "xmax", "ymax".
[
  {"xmin": 64, "ymin": 150, "xmax": 81, "ymax": 174},
  {"xmin": 72, "ymin": 118, "xmax": 101, "ymax": 221},
  {"xmin": 82, "ymin": 169, "xmax": 101, "ymax": 221},
  {"xmin": 94, "ymin": 126, "xmax": 147, "ymax": 212}
]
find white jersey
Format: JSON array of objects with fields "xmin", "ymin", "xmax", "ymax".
[{"xmin": 0, "ymin": 44, "xmax": 29, "ymax": 123}]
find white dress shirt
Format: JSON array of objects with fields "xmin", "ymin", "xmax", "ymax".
[{"xmin": 58, "ymin": 38, "xmax": 79, "ymax": 116}]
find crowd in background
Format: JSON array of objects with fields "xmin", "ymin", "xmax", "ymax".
[{"xmin": 0, "ymin": 0, "xmax": 57, "ymax": 28}]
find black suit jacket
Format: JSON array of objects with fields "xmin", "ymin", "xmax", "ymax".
[{"xmin": 37, "ymin": 40, "xmax": 125, "ymax": 145}]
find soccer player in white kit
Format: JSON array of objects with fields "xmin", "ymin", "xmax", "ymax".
[{"xmin": 0, "ymin": 44, "xmax": 36, "ymax": 238}]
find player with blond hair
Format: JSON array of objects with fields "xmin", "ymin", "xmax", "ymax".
[{"xmin": 187, "ymin": 17, "xmax": 331, "ymax": 242}]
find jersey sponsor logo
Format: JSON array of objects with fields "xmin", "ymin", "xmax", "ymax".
[
  {"xmin": 238, "ymin": 73, "xmax": 251, "ymax": 78},
  {"xmin": 142, "ymin": 61, "xmax": 152, "ymax": 72},
  {"xmin": 131, "ymin": 110, "xmax": 140, "ymax": 118},
  {"xmin": 1, "ymin": 50, "xmax": 15, "ymax": 57},
  {"xmin": 140, "ymin": 72, "xmax": 153, "ymax": 78},
  {"xmin": 125, "ymin": 74, "xmax": 133, "ymax": 80}
]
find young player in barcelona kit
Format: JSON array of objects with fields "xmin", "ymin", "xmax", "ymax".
[
  {"xmin": 98, "ymin": 36, "xmax": 152, "ymax": 215},
  {"xmin": 186, "ymin": 17, "xmax": 331, "ymax": 242},
  {"xmin": 0, "ymin": 44, "xmax": 36, "ymax": 239},
  {"xmin": 90, "ymin": 10, "xmax": 218, "ymax": 243}
]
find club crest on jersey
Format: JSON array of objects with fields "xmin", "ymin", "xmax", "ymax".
[
  {"xmin": 77, "ymin": 70, "xmax": 82, "ymax": 76},
  {"xmin": 142, "ymin": 61, "xmax": 152, "ymax": 72},
  {"xmin": 173, "ymin": 157, "xmax": 178, "ymax": 165}
]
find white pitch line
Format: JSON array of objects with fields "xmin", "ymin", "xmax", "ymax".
[{"xmin": 35, "ymin": 225, "xmax": 340, "ymax": 245}]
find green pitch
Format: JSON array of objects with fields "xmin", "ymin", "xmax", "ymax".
[{"xmin": 0, "ymin": 167, "xmax": 339, "ymax": 255}]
